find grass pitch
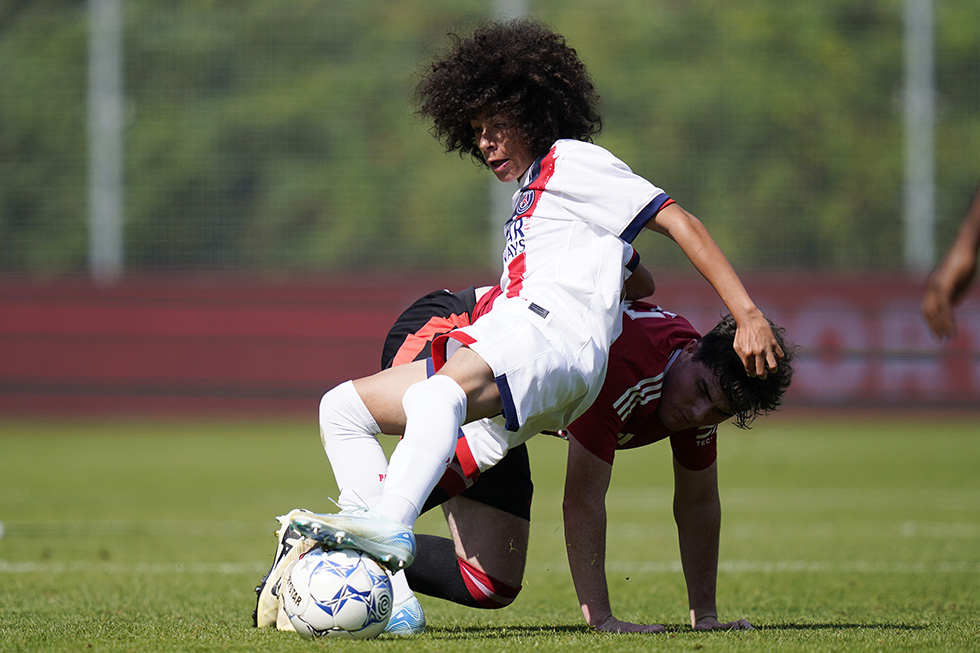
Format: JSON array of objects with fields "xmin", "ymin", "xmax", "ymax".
[{"xmin": 1, "ymin": 413, "xmax": 978, "ymax": 651}]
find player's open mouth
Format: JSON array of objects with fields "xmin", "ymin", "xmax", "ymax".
[{"xmin": 489, "ymin": 159, "xmax": 509, "ymax": 172}]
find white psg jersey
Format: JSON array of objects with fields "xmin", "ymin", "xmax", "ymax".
[
  {"xmin": 501, "ymin": 139, "xmax": 673, "ymax": 347},
  {"xmin": 434, "ymin": 139, "xmax": 675, "ymax": 435}
]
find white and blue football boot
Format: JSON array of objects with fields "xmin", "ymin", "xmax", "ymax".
[
  {"xmin": 289, "ymin": 506, "xmax": 416, "ymax": 572},
  {"xmin": 384, "ymin": 595, "xmax": 426, "ymax": 635}
]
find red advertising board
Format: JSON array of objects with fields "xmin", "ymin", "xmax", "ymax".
[
  {"xmin": 1, "ymin": 274, "xmax": 977, "ymax": 416},
  {"xmin": 651, "ymin": 272, "xmax": 979, "ymax": 409}
]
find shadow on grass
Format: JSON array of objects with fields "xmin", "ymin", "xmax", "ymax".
[
  {"xmin": 753, "ymin": 623, "xmax": 928, "ymax": 632},
  {"xmin": 422, "ymin": 622, "xmax": 928, "ymax": 639},
  {"xmin": 425, "ymin": 625, "xmax": 588, "ymax": 639}
]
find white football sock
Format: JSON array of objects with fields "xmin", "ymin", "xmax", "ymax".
[
  {"xmin": 318, "ymin": 381, "xmax": 388, "ymax": 507},
  {"xmin": 375, "ymin": 375, "xmax": 467, "ymax": 527},
  {"xmin": 389, "ymin": 570, "xmax": 415, "ymax": 605}
]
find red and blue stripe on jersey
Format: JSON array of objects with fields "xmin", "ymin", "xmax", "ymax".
[{"xmin": 502, "ymin": 146, "xmax": 558, "ymax": 298}]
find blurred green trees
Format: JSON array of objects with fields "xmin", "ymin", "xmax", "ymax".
[{"xmin": 1, "ymin": 0, "xmax": 977, "ymax": 276}]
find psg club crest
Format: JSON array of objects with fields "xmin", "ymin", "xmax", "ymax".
[{"xmin": 515, "ymin": 190, "xmax": 536, "ymax": 216}]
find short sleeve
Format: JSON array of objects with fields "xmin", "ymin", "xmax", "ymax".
[
  {"xmin": 566, "ymin": 384, "xmax": 623, "ymax": 465},
  {"xmin": 668, "ymin": 425, "xmax": 718, "ymax": 471},
  {"xmin": 543, "ymin": 141, "xmax": 672, "ymax": 243}
]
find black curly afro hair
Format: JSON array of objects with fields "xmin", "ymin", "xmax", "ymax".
[
  {"xmin": 693, "ymin": 315, "xmax": 797, "ymax": 429},
  {"xmin": 414, "ymin": 17, "xmax": 602, "ymax": 166}
]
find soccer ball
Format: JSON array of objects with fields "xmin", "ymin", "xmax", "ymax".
[{"xmin": 281, "ymin": 547, "xmax": 393, "ymax": 639}]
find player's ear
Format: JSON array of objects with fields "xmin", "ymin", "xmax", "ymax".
[{"xmin": 674, "ymin": 339, "xmax": 699, "ymax": 364}]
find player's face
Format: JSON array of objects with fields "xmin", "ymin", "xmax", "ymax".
[
  {"xmin": 470, "ymin": 114, "xmax": 534, "ymax": 183},
  {"xmin": 658, "ymin": 340, "xmax": 734, "ymax": 432}
]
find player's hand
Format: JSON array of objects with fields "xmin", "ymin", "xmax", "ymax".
[
  {"xmin": 922, "ymin": 245, "xmax": 977, "ymax": 339},
  {"xmin": 734, "ymin": 312, "xmax": 783, "ymax": 379},
  {"xmin": 922, "ymin": 281, "xmax": 956, "ymax": 340},
  {"xmin": 593, "ymin": 615, "xmax": 666, "ymax": 633},
  {"xmin": 693, "ymin": 615, "xmax": 755, "ymax": 631}
]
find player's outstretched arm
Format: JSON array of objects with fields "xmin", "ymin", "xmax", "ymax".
[
  {"xmin": 562, "ymin": 436, "xmax": 665, "ymax": 634},
  {"xmin": 922, "ymin": 182, "xmax": 980, "ymax": 339},
  {"xmin": 646, "ymin": 203, "xmax": 782, "ymax": 378},
  {"xmin": 672, "ymin": 458, "xmax": 754, "ymax": 631}
]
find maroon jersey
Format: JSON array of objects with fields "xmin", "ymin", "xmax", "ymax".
[{"xmin": 566, "ymin": 301, "xmax": 718, "ymax": 470}]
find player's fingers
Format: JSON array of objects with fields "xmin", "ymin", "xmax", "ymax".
[
  {"xmin": 937, "ymin": 308, "xmax": 956, "ymax": 339},
  {"xmin": 923, "ymin": 293, "xmax": 957, "ymax": 339},
  {"xmin": 765, "ymin": 350, "xmax": 779, "ymax": 373},
  {"xmin": 925, "ymin": 309, "xmax": 952, "ymax": 339},
  {"xmin": 739, "ymin": 350, "xmax": 757, "ymax": 377}
]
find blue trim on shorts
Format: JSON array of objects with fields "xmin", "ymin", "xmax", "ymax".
[{"xmin": 495, "ymin": 373, "xmax": 520, "ymax": 432}]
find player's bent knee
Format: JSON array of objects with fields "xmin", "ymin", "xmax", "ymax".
[
  {"xmin": 317, "ymin": 385, "xmax": 347, "ymax": 444},
  {"xmin": 318, "ymin": 381, "xmax": 379, "ymax": 448},
  {"xmin": 458, "ymin": 558, "xmax": 522, "ymax": 609}
]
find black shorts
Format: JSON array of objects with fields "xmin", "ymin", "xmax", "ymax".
[
  {"xmin": 382, "ymin": 287, "xmax": 533, "ymax": 522},
  {"xmin": 420, "ymin": 443, "xmax": 532, "ymax": 521},
  {"xmin": 381, "ymin": 287, "xmax": 478, "ymax": 370}
]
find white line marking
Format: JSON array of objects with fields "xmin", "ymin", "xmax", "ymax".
[
  {"xmin": 0, "ymin": 560, "xmax": 268, "ymax": 574},
  {"xmin": 607, "ymin": 560, "xmax": 980, "ymax": 574}
]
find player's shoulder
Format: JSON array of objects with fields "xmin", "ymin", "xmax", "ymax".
[
  {"xmin": 527, "ymin": 140, "xmax": 634, "ymax": 193},
  {"xmin": 611, "ymin": 302, "xmax": 701, "ymax": 362},
  {"xmin": 622, "ymin": 301, "xmax": 699, "ymax": 335},
  {"xmin": 551, "ymin": 139, "xmax": 622, "ymax": 166}
]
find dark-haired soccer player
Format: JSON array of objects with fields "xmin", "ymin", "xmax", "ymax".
[
  {"xmin": 255, "ymin": 285, "xmax": 795, "ymax": 634},
  {"xmin": 292, "ymin": 17, "xmax": 783, "ymax": 599}
]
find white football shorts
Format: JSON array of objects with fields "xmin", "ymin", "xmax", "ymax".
[{"xmin": 432, "ymin": 295, "xmax": 608, "ymax": 440}]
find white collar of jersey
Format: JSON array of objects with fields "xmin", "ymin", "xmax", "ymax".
[{"xmin": 663, "ymin": 348, "xmax": 683, "ymax": 373}]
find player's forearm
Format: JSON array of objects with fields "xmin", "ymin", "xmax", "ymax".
[
  {"xmin": 680, "ymin": 226, "xmax": 759, "ymax": 322},
  {"xmin": 949, "ymin": 203, "xmax": 980, "ymax": 275},
  {"xmin": 961, "ymin": 182, "xmax": 980, "ymax": 240},
  {"xmin": 674, "ymin": 497, "xmax": 722, "ymax": 627},
  {"xmin": 563, "ymin": 501, "xmax": 614, "ymax": 626},
  {"xmin": 946, "ymin": 189, "xmax": 980, "ymax": 269},
  {"xmin": 940, "ymin": 184, "xmax": 980, "ymax": 290},
  {"xmin": 653, "ymin": 206, "xmax": 761, "ymax": 322}
]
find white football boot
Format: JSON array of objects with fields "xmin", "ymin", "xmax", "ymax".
[
  {"xmin": 289, "ymin": 505, "xmax": 416, "ymax": 571},
  {"xmin": 383, "ymin": 594, "xmax": 426, "ymax": 635},
  {"xmin": 253, "ymin": 510, "xmax": 316, "ymax": 628}
]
